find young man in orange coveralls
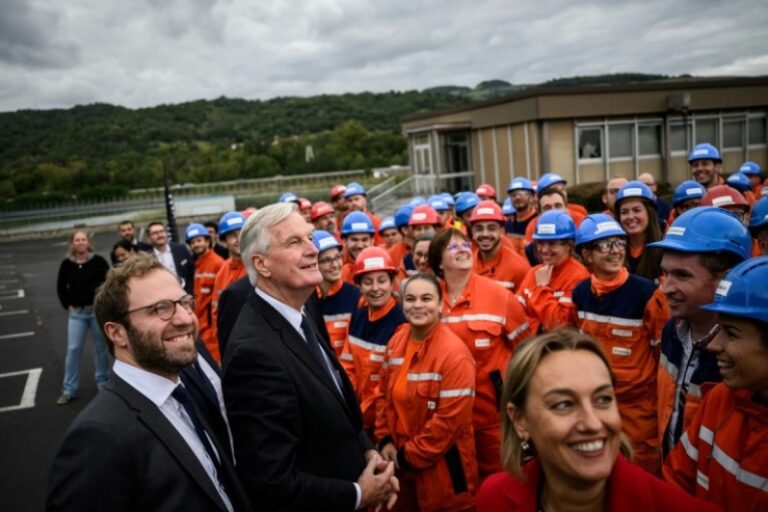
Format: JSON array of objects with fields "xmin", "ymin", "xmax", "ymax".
[{"xmin": 185, "ymin": 223, "xmax": 224, "ymax": 361}]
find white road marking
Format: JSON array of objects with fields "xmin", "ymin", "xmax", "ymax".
[
  {"xmin": 0, "ymin": 332, "xmax": 34, "ymax": 340},
  {"xmin": 0, "ymin": 289, "xmax": 24, "ymax": 300},
  {"xmin": 0, "ymin": 309, "xmax": 29, "ymax": 317},
  {"xmin": 0, "ymin": 368, "xmax": 43, "ymax": 413}
]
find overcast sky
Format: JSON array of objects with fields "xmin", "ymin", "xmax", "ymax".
[{"xmin": 2, "ymin": 0, "xmax": 767, "ymax": 112}]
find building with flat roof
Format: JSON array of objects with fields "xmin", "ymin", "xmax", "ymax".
[{"xmin": 401, "ymin": 77, "xmax": 768, "ymax": 194}]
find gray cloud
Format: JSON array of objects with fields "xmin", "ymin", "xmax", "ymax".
[{"xmin": 1, "ymin": 0, "xmax": 767, "ymax": 112}]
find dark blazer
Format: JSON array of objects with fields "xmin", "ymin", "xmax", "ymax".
[
  {"xmin": 169, "ymin": 242, "xmax": 195, "ymax": 295},
  {"xmin": 223, "ymin": 291, "xmax": 371, "ymax": 512},
  {"xmin": 217, "ymin": 276, "xmax": 330, "ymax": 359},
  {"xmin": 46, "ymin": 374, "xmax": 252, "ymax": 512},
  {"xmin": 180, "ymin": 340, "xmax": 233, "ymax": 462}
]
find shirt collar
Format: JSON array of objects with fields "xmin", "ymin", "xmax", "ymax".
[
  {"xmin": 255, "ymin": 286, "xmax": 305, "ymax": 339},
  {"xmin": 112, "ymin": 359, "xmax": 179, "ymax": 407},
  {"xmin": 153, "ymin": 245, "xmax": 170, "ymax": 256}
]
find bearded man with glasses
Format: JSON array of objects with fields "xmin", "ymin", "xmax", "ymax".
[
  {"xmin": 569, "ymin": 214, "xmax": 671, "ymax": 475},
  {"xmin": 47, "ymin": 253, "xmax": 252, "ymax": 512}
]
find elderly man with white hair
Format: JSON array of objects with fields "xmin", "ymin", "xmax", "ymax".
[{"xmin": 222, "ymin": 202, "xmax": 398, "ymax": 512}]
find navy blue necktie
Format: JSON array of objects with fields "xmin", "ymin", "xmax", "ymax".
[{"xmin": 172, "ymin": 384, "xmax": 223, "ymax": 481}]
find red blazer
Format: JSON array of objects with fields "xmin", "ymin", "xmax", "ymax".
[{"xmin": 477, "ymin": 455, "xmax": 722, "ymax": 512}]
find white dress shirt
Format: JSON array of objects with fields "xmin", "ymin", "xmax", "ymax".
[
  {"xmin": 153, "ymin": 245, "xmax": 178, "ymax": 277},
  {"xmin": 113, "ymin": 360, "xmax": 233, "ymax": 512},
  {"xmin": 254, "ymin": 286, "xmax": 362, "ymax": 509}
]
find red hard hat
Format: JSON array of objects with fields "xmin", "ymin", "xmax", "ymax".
[
  {"xmin": 299, "ymin": 197, "xmax": 312, "ymax": 211},
  {"xmin": 469, "ymin": 200, "xmax": 505, "ymax": 223},
  {"xmin": 330, "ymin": 184, "xmax": 347, "ymax": 200},
  {"xmin": 702, "ymin": 185, "xmax": 749, "ymax": 211},
  {"xmin": 475, "ymin": 183, "xmax": 497, "ymax": 200},
  {"xmin": 310, "ymin": 201, "xmax": 334, "ymax": 221},
  {"xmin": 353, "ymin": 246, "xmax": 396, "ymax": 278},
  {"xmin": 408, "ymin": 205, "xmax": 440, "ymax": 226}
]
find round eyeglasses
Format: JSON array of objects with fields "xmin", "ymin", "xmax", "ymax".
[{"xmin": 123, "ymin": 295, "xmax": 196, "ymax": 321}]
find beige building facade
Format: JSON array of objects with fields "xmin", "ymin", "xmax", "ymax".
[{"xmin": 401, "ymin": 77, "xmax": 768, "ymax": 194}]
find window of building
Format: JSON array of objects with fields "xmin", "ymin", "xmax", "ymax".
[
  {"xmin": 670, "ymin": 123, "xmax": 692, "ymax": 152},
  {"xmin": 638, "ymin": 124, "xmax": 662, "ymax": 156},
  {"xmin": 578, "ymin": 127, "xmax": 602, "ymax": 159},
  {"xmin": 695, "ymin": 118, "xmax": 718, "ymax": 145},
  {"xmin": 609, "ymin": 124, "xmax": 633, "ymax": 158},
  {"xmin": 722, "ymin": 119, "xmax": 745, "ymax": 149},
  {"xmin": 749, "ymin": 117, "xmax": 767, "ymax": 145},
  {"xmin": 444, "ymin": 132, "xmax": 470, "ymax": 173}
]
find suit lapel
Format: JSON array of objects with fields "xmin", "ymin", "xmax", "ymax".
[
  {"xmin": 251, "ymin": 293, "xmax": 354, "ymax": 415},
  {"xmin": 109, "ymin": 375, "xmax": 227, "ymax": 511}
]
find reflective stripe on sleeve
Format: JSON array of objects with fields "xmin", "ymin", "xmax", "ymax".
[
  {"xmin": 688, "ymin": 383, "xmax": 702, "ymax": 398},
  {"xmin": 340, "ymin": 353, "xmax": 353, "ymax": 361},
  {"xmin": 324, "ymin": 313, "xmax": 352, "ymax": 322},
  {"xmin": 348, "ymin": 336, "xmax": 388, "ymax": 353},
  {"xmin": 438, "ymin": 388, "xmax": 475, "ymax": 398},
  {"xmin": 388, "ymin": 357, "xmax": 404, "ymax": 366},
  {"xmin": 679, "ymin": 432, "xmax": 699, "ymax": 462},
  {"xmin": 577, "ymin": 311, "xmax": 643, "ymax": 327},
  {"xmin": 507, "ymin": 322, "xmax": 529, "ymax": 342},
  {"xmin": 442, "ymin": 313, "xmax": 505, "ymax": 325},
  {"xmin": 696, "ymin": 425, "xmax": 768, "ymax": 491},
  {"xmin": 407, "ymin": 372, "xmax": 443, "ymax": 382},
  {"xmin": 659, "ymin": 352, "xmax": 679, "ymax": 380}
]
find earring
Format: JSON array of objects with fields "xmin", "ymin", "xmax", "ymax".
[{"xmin": 521, "ymin": 438, "xmax": 530, "ymax": 451}]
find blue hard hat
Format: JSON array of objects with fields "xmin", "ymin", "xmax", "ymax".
[
  {"xmin": 409, "ymin": 196, "xmax": 427, "ymax": 206},
  {"xmin": 394, "ymin": 204, "xmax": 415, "ymax": 228},
  {"xmin": 344, "ymin": 182, "xmax": 366, "ymax": 197},
  {"xmin": 428, "ymin": 196, "xmax": 449, "ymax": 212},
  {"xmin": 701, "ymin": 256, "xmax": 768, "ymax": 323},
  {"xmin": 536, "ymin": 173, "xmax": 567, "ymax": 196},
  {"xmin": 279, "ymin": 192, "xmax": 299, "ymax": 203},
  {"xmin": 575, "ymin": 214, "xmax": 626, "ymax": 248},
  {"xmin": 726, "ymin": 172, "xmax": 753, "ymax": 194},
  {"xmin": 312, "ymin": 230, "xmax": 341, "ymax": 253},
  {"xmin": 533, "ymin": 210, "xmax": 576, "ymax": 241},
  {"xmin": 648, "ymin": 207, "xmax": 752, "ymax": 261},
  {"xmin": 185, "ymin": 223, "xmax": 209, "ymax": 242},
  {"xmin": 614, "ymin": 181, "xmax": 656, "ymax": 211},
  {"xmin": 502, "ymin": 197, "xmax": 514, "ymax": 215},
  {"xmin": 739, "ymin": 161, "xmax": 762, "ymax": 177},
  {"xmin": 341, "ymin": 211, "xmax": 374, "ymax": 236},
  {"xmin": 672, "ymin": 180, "xmax": 706, "ymax": 207},
  {"xmin": 749, "ymin": 197, "xmax": 768, "ymax": 236},
  {"xmin": 688, "ymin": 143, "xmax": 721, "ymax": 163},
  {"xmin": 455, "ymin": 192, "xmax": 481, "ymax": 214},
  {"xmin": 379, "ymin": 216, "xmax": 396, "ymax": 232},
  {"xmin": 507, "ymin": 177, "xmax": 535, "ymax": 194},
  {"xmin": 218, "ymin": 211, "xmax": 246, "ymax": 240},
  {"xmin": 440, "ymin": 192, "xmax": 455, "ymax": 206}
]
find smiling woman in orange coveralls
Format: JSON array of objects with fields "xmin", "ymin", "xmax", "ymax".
[
  {"xmin": 428, "ymin": 228, "xmax": 531, "ymax": 482},
  {"xmin": 376, "ymin": 273, "xmax": 478, "ymax": 511}
]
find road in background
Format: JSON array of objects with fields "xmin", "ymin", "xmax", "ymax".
[{"xmin": 0, "ymin": 230, "xmax": 118, "ymax": 511}]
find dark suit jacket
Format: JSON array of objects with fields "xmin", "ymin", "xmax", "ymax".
[
  {"xmin": 223, "ymin": 291, "xmax": 371, "ymax": 512},
  {"xmin": 169, "ymin": 242, "xmax": 195, "ymax": 295},
  {"xmin": 46, "ymin": 374, "xmax": 251, "ymax": 512},
  {"xmin": 217, "ymin": 276, "xmax": 330, "ymax": 359}
]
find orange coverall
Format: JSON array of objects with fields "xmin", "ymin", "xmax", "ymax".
[
  {"xmin": 664, "ymin": 383, "xmax": 768, "ymax": 511},
  {"xmin": 473, "ymin": 242, "xmax": 531, "ymax": 293},
  {"xmin": 210, "ymin": 257, "xmax": 246, "ymax": 363},
  {"xmin": 375, "ymin": 322, "xmax": 478, "ymax": 511},
  {"xmin": 440, "ymin": 273, "xmax": 531, "ymax": 480},
  {"xmin": 517, "ymin": 256, "xmax": 589, "ymax": 334},
  {"xmin": 193, "ymin": 249, "xmax": 224, "ymax": 360}
]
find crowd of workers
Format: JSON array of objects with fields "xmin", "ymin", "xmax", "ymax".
[{"xmin": 51, "ymin": 141, "xmax": 767, "ymax": 511}]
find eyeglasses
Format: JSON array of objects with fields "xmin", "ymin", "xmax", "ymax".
[
  {"xmin": 592, "ymin": 239, "xmax": 627, "ymax": 253},
  {"xmin": 447, "ymin": 241, "xmax": 472, "ymax": 252},
  {"xmin": 318, "ymin": 253, "xmax": 343, "ymax": 266},
  {"xmin": 123, "ymin": 295, "xmax": 196, "ymax": 321},
  {"xmin": 607, "ymin": 188, "xmax": 621, "ymax": 195}
]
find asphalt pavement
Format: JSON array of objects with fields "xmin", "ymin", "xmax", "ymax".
[{"xmin": 0, "ymin": 230, "xmax": 120, "ymax": 511}]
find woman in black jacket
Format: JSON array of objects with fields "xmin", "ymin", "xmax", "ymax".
[{"xmin": 55, "ymin": 230, "xmax": 111, "ymax": 404}]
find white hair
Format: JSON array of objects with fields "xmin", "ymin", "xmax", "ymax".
[{"xmin": 240, "ymin": 202, "xmax": 297, "ymax": 285}]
